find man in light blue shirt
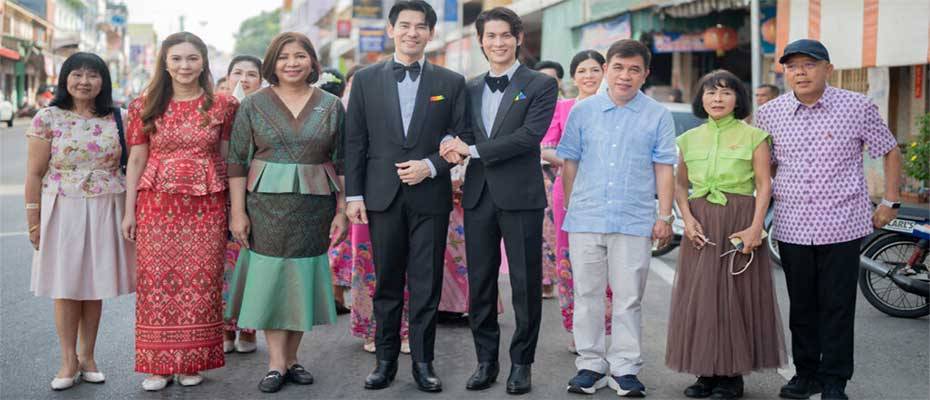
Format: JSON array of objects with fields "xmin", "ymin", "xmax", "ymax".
[{"xmin": 556, "ymin": 39, "xmax": 676, "ymax": 397}]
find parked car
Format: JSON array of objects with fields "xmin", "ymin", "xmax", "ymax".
[{"xmin": 0, "ymin": 97, "xmax": 13, "ymax": 127}]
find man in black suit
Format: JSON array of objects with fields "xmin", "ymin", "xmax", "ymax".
[
  {"xmin": 344, "ymin": 0, "xmax": 468, "ymax": 393},
  {"xmin": 440, "ymin": 6, "xmax": 558, "ymax": 395}
]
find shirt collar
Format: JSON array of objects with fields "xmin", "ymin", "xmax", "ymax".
[
  {"xmin": 489, "ymin": 60, "xmax": 521, "ymax": 79},
  {"xmin": 598, "ymin": 90, "xmax": 645, "ymax": 113},
  {"xmin": 789, "ymin": 84, "xmax": 834, "ymax": 113},
  {"xmin": 706, "ymin": 113, "xmax": 738, "ymax": 130},
  {"xmin": 393, "ymin": 54, "xmax": 426, "ymax": 67}
]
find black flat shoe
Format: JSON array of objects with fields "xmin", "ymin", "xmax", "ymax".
[
  {"xmin": 335, "ymin": 301, "xmax": 351, "ymax": 315},
  {"xmin": 710, "ymin": 376, "xmax": 743, "ymax": 399},
  {"xmin": 258, "ymin": 371, "xmax": 285, "ymax": 393},
  {"xmin": 685, "ymin": 376, "xmax": 718, "ymax": 398},
  {"xmin": 779, "ymin": 375, "xmax": 822, "ymax": 399},
  {"xmin": 466, "ymin": 362, "xmax": 499, "ymax": 390},
  {"xmin": 506, "ymin": 364, "xmax": 532, "ymax": 395},
  {"xmin": 364, "ymin": 360, "xmax": 397, "ymax": 390},
  {"xmin": 412, "ymin": 362, "xmax": 442, "ymax": 392},
  {"xmin": 285, "ymin": 363, "xmax": 314, "ymax": 385}
]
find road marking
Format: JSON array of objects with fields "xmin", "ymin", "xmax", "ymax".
[
  {"xmin": 651, "ymin": 254, "xmax": 794, "ymax": 382},
  {"xmin": 0, "ymin": 231, "xmax": 26, "ymax": 237},
  {"xmin": 650, "ymin": 256, "xmax": 677, "ymax": 285},
  {"xmin": 0, "ymin": 184, "xmax": 23, "ymax": 196}
]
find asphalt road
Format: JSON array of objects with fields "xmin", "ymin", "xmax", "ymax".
[{"xmin": 0, "ymin": 121, "xmax": 927, "ymax": 399}]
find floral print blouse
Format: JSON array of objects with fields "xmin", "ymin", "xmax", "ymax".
[{"xmin": 26, "ymin": 107, "xmax": 127, "ymax": 198}]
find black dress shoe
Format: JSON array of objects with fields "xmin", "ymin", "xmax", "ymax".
[
  {"xmin": 466, "ymin": 362, "xmax": 500, "ymax": 390},
  {"xmin": 710, "ymin": 376, "xmax": 743, "ymax": 399},
  {"xmin": 779, "ymin": 375, "xmax": 822, "ymax": 399},
  {"xmin": 364, "ymin": 360, "xmax": 397, "ymax": 390},
  {"xmin": 821, "ymin": 382, "xmax": 848, "ymax": 400},
  {"xmin": 258, "ymin": 371, "xmax": 285, "ymax": 393},
  {"xmin": 506, "ymin": 364, "xmax": 532, "ymax": 395},
  {"xmin": 335, "ymin": 301, "xmax": 351, "ymax": 315},
  {"xmin": 412, "ymin": 362, "xmax": 442, "ymax": 392},
  {"xmin": 285, "ymin": 363, "xmax": 314, "ymax": 385},
  {"xmin": 685, "ymin": 376, "xmax": 718, "ymax": 398}
]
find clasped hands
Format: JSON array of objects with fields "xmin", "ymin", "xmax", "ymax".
[{"xmin": 439, "ymin": 137, "xmax": 469, "ymax": 165}]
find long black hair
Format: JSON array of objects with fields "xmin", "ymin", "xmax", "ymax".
[
  {"xmin": 49, "ymin": 52, "xmax": 113, "ymax": 117},
  {"xmin": 318, "ymin": 67, "xmax": 346, "ymax": 97}
]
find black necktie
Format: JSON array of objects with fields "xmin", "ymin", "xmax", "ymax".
[
  {"xmin": 485, "ymin": 75, "xmax": 509, "ymax": 93},
  {"xmin": 393, "ymin": 61, "xmax": 421, "ymax": 82}
]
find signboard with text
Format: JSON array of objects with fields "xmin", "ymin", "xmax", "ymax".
[
  {"xmin": 652, "ymin": 32, "xmax": 711, "ymax": 53},
  {"xmin": 578, "ymin": 14, "xmax": 631, "ymax": 54},
  {"xmin": 353, "ymin": 0, "xmax": 383, "ymax": 19},
  {"xmin": 359, "ymin": 27, "xmax": 385, "ymax": 53}
]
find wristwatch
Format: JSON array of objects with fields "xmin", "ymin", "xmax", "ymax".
[
  {"xmin": 880, "ymin": 199, "xmax": 901, "ymax": 209},
  {"xmin": 658, "ymin": 214, "xmax": 675, "ymax": 224}
]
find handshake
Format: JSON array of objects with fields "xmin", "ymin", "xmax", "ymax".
[{"xmin": 440, "ymin": 136, "xmax": 470, "ymax": 165}]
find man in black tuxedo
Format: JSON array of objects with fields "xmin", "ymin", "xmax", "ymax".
[
  {"xmin": 344, "ymin": 0, "xmax": 468, "ymax": 393},
  {"xmin": 440, "ymin": 7, "xmax": 558, "ymax": 395}
]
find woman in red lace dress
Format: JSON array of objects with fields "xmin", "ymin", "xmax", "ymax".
[{"xmin": 121, "ymin": 32, "xmax": 238, "ymax": 391}]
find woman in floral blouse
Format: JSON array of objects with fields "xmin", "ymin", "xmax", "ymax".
[{"xmin": 25, "ymin": 52, "xmax": 136, "ymax": 391}]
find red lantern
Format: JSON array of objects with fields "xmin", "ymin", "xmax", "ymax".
[{"xmin": 703, "ymin": 25, "xmax": 739, "ymax": 56}]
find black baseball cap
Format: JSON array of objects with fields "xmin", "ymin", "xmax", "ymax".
[{"xmin": 779, "ymin": 39, "xmax": 831, "ymax": 64}]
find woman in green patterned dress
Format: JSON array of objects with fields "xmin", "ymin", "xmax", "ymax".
[{"xmin": 225, "ymin": 32, "xmax": 348, "ymax": 393}]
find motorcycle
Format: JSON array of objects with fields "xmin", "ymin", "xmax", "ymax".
[{"xmin": 858, "ymin": 205, "xmax": 929, "ymax": 318}]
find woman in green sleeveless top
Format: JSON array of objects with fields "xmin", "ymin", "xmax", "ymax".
[{"xmin": 665, "ymin": 70, "xmax": 786, "ymax": 399}]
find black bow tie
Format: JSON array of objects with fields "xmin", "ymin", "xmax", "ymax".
[
  {"xmin": 485, "ymin": 75, "xmax": 509, "ymax": 93},
  {"xmin": 393, "ymin": 61, "xmax": 421, "ymax": 82}
]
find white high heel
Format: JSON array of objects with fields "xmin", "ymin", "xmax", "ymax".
[
  {"xmin": 178, "ymin": 373, "xmax": 204, "ymax": 387},
  {"xmin": 235, "ymin": 339, "xmax": 257, "ymax": 353},
  {"xmin": 82, "ymin": 370, "xmax": 105, "ymax": 383},
  {"xmin": 223, "ymin": 340, "xmax": 235, "ymax": 353},
  {"xmin": 142, "ymin": 374, "xmax": 173, "ymax": 391},
  {"xmin": 50, "ymin": 371, "xmax": 81, "ymax": 390}
]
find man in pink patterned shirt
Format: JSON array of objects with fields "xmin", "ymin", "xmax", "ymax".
[{"xmin": 755, "ymin": 39, "xmax": 902, "ymax": 400}]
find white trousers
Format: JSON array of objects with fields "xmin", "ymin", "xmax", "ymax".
[{"xmin": 569, "ymin": 232, "xmax": 651, "ymax": 376}]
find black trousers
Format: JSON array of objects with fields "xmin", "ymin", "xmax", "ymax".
[
  {"xmin": 464, "ymin": 186, "xmax": 544, "ymax": 365},
  {"xmin": 779, "ymin": 238, "xmax": 862, "ymax": 383},
  {"xmin": 368, "ymin": 190, "xmax": 449, "ymax": 363}
]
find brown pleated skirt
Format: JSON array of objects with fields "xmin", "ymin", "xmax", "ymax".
[{"xmin": 665, "ymin": 195, "xmax": 787, "ymax": 376}]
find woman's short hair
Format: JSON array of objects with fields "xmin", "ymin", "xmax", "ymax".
[
  {"xmin": 534, "ymin": 60, "xmax": 564, "ymax": 80},
  {"xmin": 50, "ymin": 52, "xmax": 113, "ymax": 117},
  {"xmin": 569, "ymin": 50, "xmax": 606, "ymax": 77},
  {"xmin": 691, "ymin": 69, "xmax": 751, "ymax": 120},
  {"xmin": 262, "ymin": 32, "xmax": 321, "ymax": 85}
]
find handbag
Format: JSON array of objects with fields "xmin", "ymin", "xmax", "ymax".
[{"xmin": 112, "ymin": 107, "xmax": 128, "ymax": 173}]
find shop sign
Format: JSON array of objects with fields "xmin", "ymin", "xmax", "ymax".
[
  {"xmin": 652, "ymin": 32, "xmax": 710, "ymax": 53},
  {"xmin": 578, "ymin": 14, "xmax": 631, "ymax": 53},
  {"xmin": 358, "ymin": 27, "xmax": 385, "ymax": 53},
  {"xmin": 353, "ymin": 0, "xmax": 383, "ymax": 19}
]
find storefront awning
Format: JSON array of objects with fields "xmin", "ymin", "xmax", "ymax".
[
  {"xmin": 657, "ymin": 0, "xmax": 749, "ymax": 18},
  {"xmin": 0, "ymin": 46, "xmax": 20, "ymax": 61}
]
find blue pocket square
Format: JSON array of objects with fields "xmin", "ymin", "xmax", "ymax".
[{"xmin": 514, "ymin": 92, "xmax": 527, "ymax": 102}]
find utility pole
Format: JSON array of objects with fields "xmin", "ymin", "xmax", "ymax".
[{"xmin": 750, "ymin": 0, "xmax": 761, "ymax": 114}]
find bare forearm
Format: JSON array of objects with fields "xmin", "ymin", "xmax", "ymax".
[
  {"xmin": 229, "ymin": 177, "xmax": 247, "ymax": 215},
  {"xmin": 562, "ymin": 160, "xmax": 578, "ymax": 207},
  {"xmin": 883, "ymin": 148, "xmax": 901, "ymax": 202},
  {"xmin": 124, "ymin": 151, "xmax": 148, "ymax": 214},
  {"xmin": 24, "ymin": 174, "xmax": 43, "ymax": 227},
  {"xmin": 337, "ymin": 176, "xmax": 347, "ymax": 212},
  {"xmin": 655, "ymin": 164, "xmax": 674, "ymax": 216},
  {"xmin": 751, "ymin": 181, "xmax": 772, "ymax": 229}
]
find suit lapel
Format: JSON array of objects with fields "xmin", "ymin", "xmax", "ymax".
[
  {"xmin": 490, "ymin": 65, "xmax": 528, "ymax": 138},
  {"xmin": 403, "ymin": 61, "xmax": 432, "ymax": 149},
  {"xmin": 469, "ymin": 75, "xmax": 488, "ymax": 140},
  {"xmin": 381, "ymin": 61, "xmax": 405, "ymax": 145}
]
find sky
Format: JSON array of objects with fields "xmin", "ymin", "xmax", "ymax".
[{"xmin": 124, "ymin": 0, "xmax": 281, "ymax": 53}]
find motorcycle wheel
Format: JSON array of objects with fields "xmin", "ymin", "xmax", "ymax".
[
  {"xmin": 765, "ymin": 220, "xmax": 781, "ymax": 267},
  {"xmin": 858, "ymin": 235, "xmax": 929, "ymax": 318}
]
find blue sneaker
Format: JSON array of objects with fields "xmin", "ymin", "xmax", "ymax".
[
  {"xmin": 608, "ymin": 374, "xmax": 646, "ymax": 397},
  {"xmin": 567, "ymin": 369, "xmax": 608, "ymax": 394}
]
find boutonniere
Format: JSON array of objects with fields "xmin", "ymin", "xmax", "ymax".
[
  {"xmin": 430, "ymin": 95, "xmax": 445, "ymax": 102},
  {"xmin": 514, "ymin": 92, "xmax": 527, "ymax": 102}
]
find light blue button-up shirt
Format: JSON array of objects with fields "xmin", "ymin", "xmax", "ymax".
[{"xmin": 556, "ymin": 91, "xmax": 677, "ymax": 237}]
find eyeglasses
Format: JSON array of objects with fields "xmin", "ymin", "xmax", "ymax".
[{"xmin": 784, "ymin": 61, "xmax": 820, "ymax": 72}]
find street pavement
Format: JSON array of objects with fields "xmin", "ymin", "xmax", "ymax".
[{"xmin": 0, "ymin": 122, "xmax": 927, "ymax": 399}]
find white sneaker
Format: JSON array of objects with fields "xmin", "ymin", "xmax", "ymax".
[
  {"xmin": 50, "ymin": 372, "xmax": 81, "ymax": 390},
  {"xmin": 235, "ymin": 339, "xmax": 257, "ymax": 353},
  {"xmin": 178, "ymin": 373, "xmax": 204, "ymax": 387},
  {"xmin": 400, "ymin": 341, "xmax": 411, "ymax": 354},
  {"xmin": 223, "ymin": 340, "xmax": 235, "ymax": 353},
  {"xmin": 142, "ymin": 374, "xmax": 172, "ymax": 391},
  {"xmin": 362, "ymin": 341, "xmax": 376, "ymax": 353},
  {"xmin": 82, "ymin": 370, "xmax": 105, "ymax": 383}
]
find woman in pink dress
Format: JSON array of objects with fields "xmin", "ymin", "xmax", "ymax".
[{"xmin": 542, "ymin": 50, "xmax": 613, "ymax": 352}]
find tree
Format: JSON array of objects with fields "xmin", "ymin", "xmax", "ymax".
[{"xmin": 233, "ymin": 9, "xmax": 281, "ymax": 58}]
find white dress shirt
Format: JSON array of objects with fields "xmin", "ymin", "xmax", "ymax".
[{"xmin": 470, "ymin": 60, "xmax": 521, "ymax": 159}]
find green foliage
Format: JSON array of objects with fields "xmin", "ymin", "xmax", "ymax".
[
  {"xmin": 903, "ymin": 113, "xmax": 930, "ymax": 183},
  {"xmin": 233, "ymin": 9, "xmax": 281, "ymax": 58}
]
